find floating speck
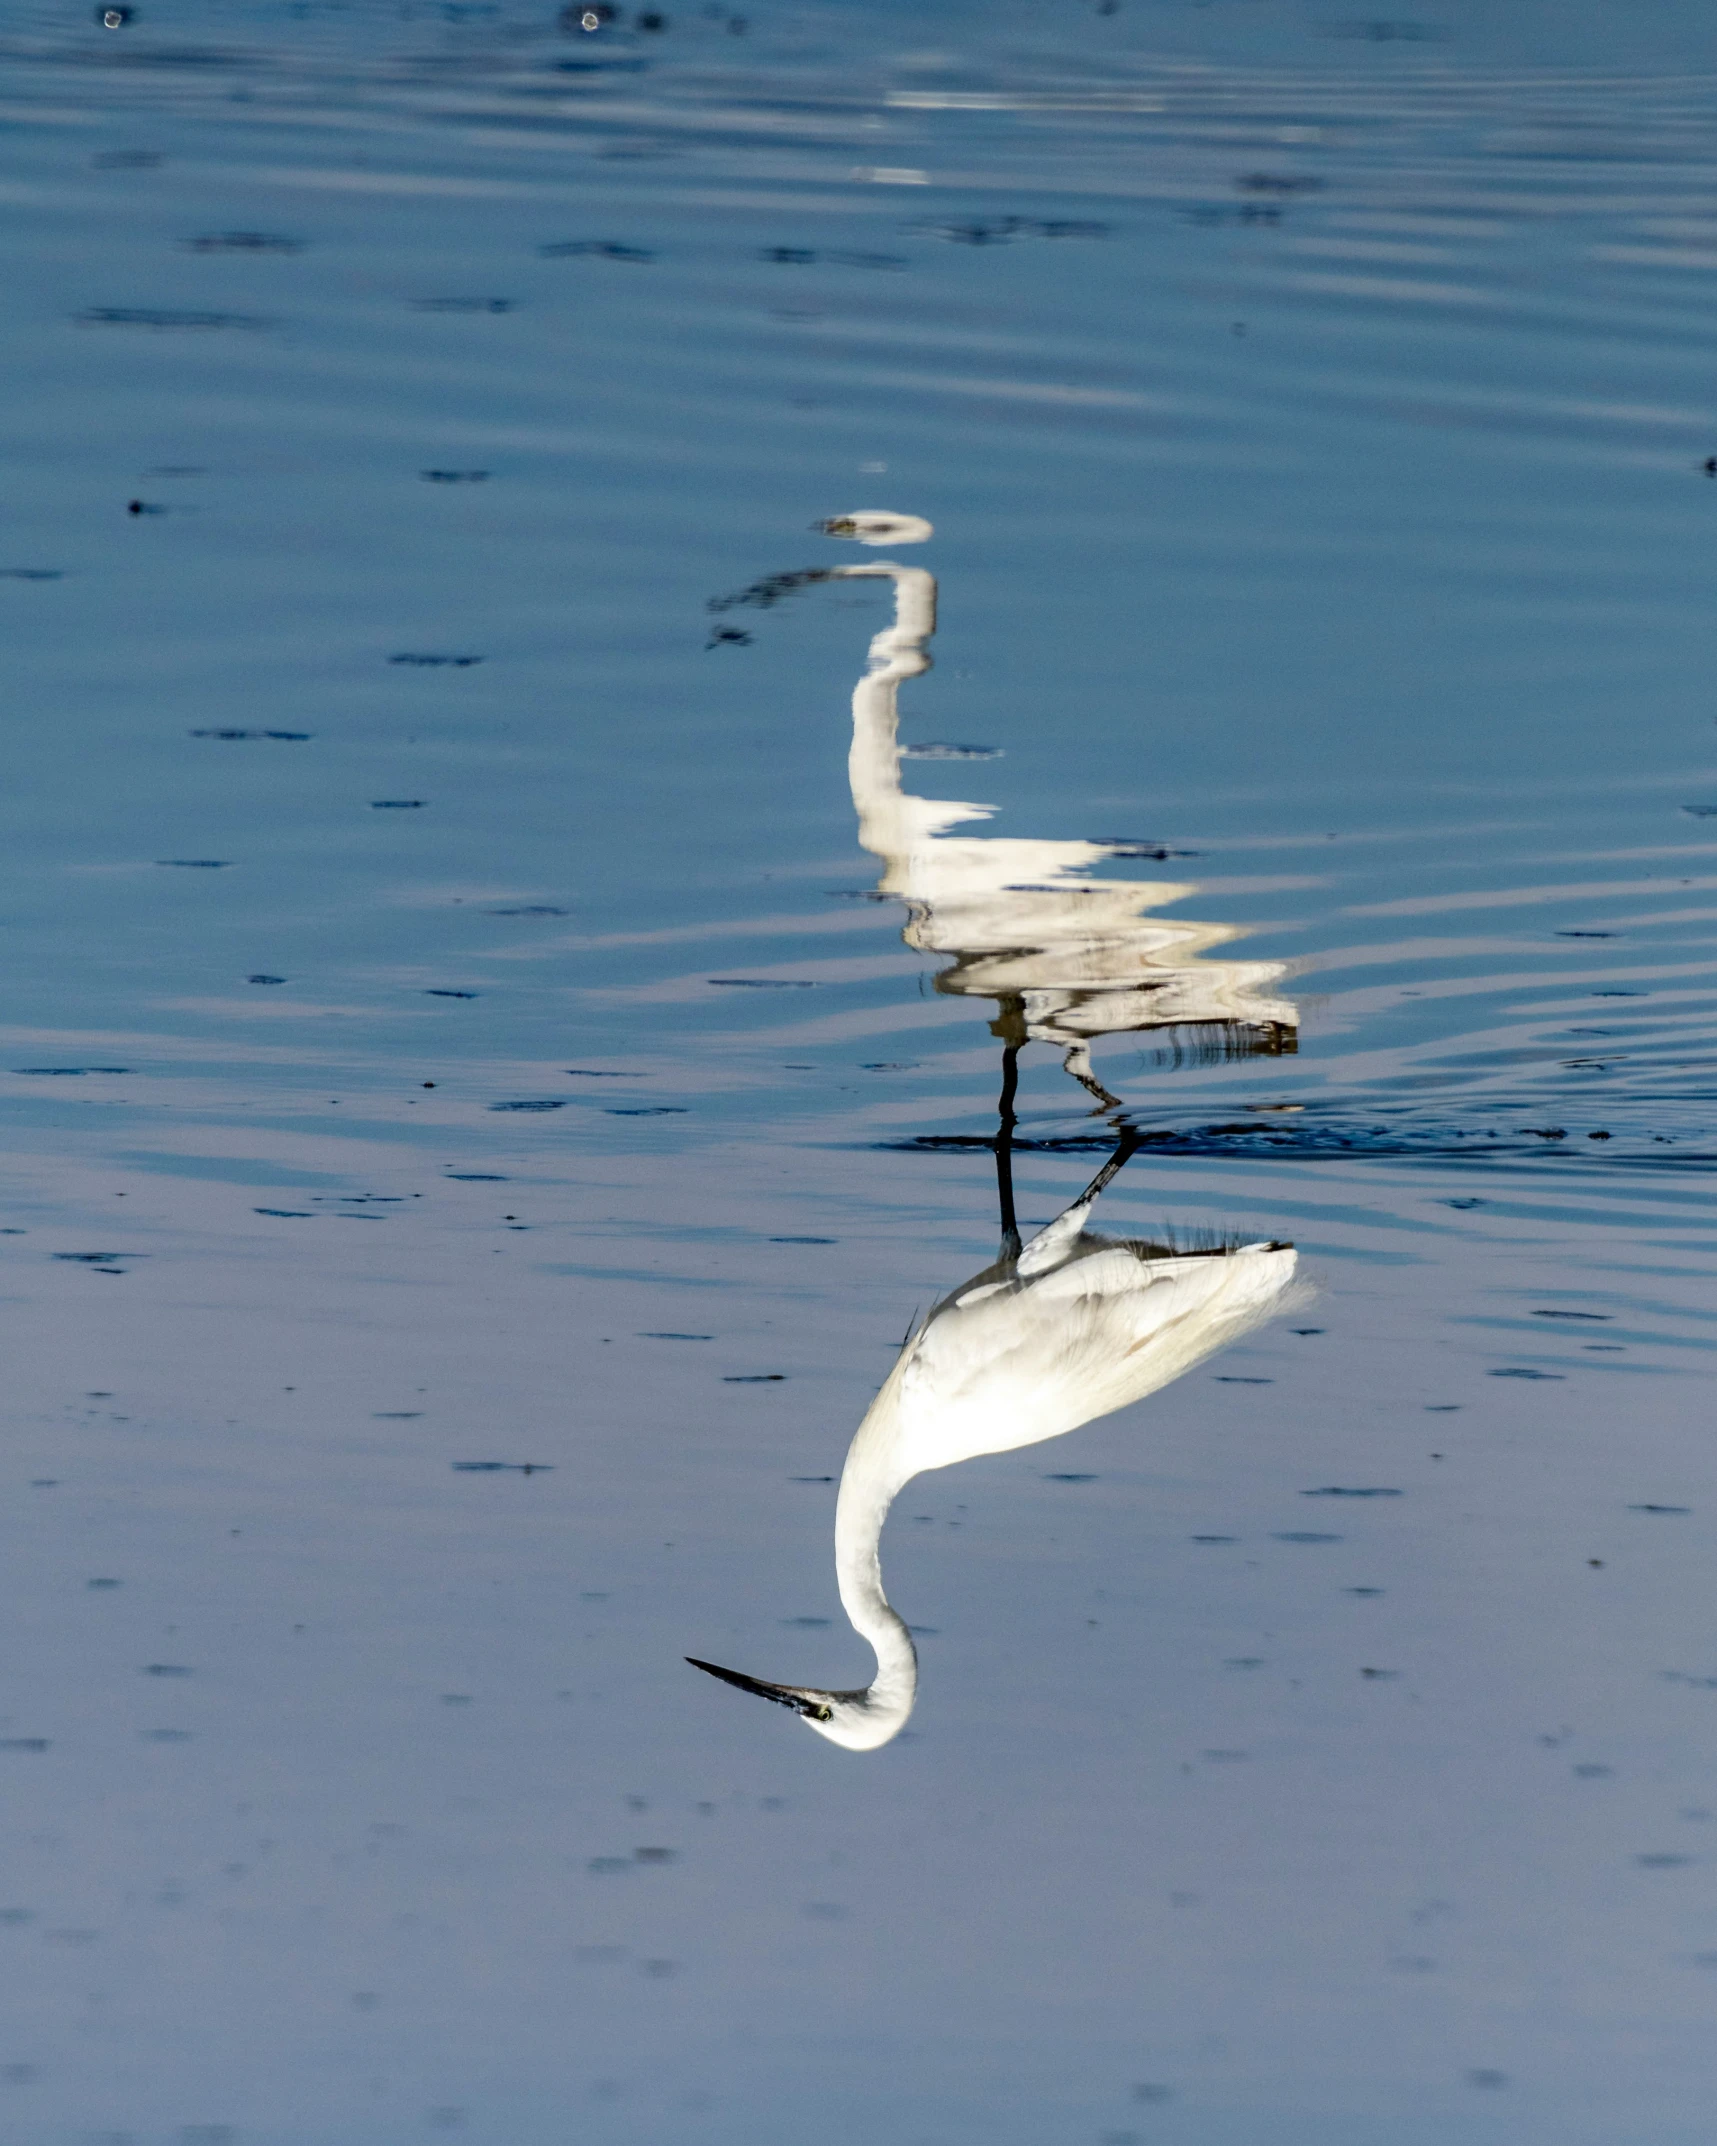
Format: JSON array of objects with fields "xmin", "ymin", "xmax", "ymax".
[
  {"xmin": 79, "ymin": 306, "xmax": 271, "ymax": 330},
  {"xmin": 189, "ymin": 231, "xmax": 301, "ymax": 252},
  {"xmin": 540, "ymin": 240, "xmax": 654, "ymax": 261}
]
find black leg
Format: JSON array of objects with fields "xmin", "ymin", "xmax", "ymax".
[
  {"xmin": 995, "ymin": 1043, "xmax": 1022, "ymax": 1260},
  {"xmin": 1069, "ymin": 1123, "xmax": 1143, "ymax": 1213}
]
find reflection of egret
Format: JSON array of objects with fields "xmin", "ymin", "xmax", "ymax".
[
  {"xmin": 833, "ymin": 533, "xmax": 1296, "ymax": 1101},
  {"xmin": 691, "ymin": 1109, "xmax": 1298, "ymax": 1751}
]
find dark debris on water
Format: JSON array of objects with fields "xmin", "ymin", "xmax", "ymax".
[
  {"xmin": 188, "ymin": 231, "xmax": 302, "ymax": 252},
  {"xmin": 78, "ymin": 307, "xmax": 274, "ymax": 330},
  {"xmin": 539, "ymin": 240, "xmax": 654, "ymax": 261}
]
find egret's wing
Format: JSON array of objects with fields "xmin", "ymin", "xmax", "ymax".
[{"xmin": 897, "ymin": 1245, "xmax": 1298, "ymax": 1472}]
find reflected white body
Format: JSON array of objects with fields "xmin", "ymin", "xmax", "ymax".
[{"xmin": 839, "ymin": 558, "xmax": 1296, "ymax": 1083}]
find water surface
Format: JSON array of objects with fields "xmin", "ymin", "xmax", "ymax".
[{"xmin": 3, "ymin": 3, "xmax": 1717, "ymax": 2140}]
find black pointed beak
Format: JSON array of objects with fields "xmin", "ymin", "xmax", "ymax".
[{"xmin": 685, "ymin": 1657, "xmax": 832, "ymax": 1722}]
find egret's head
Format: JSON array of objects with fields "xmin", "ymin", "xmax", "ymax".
[{"xmin": 686, "ymin": 1656, "xmax": 914, "ymax": 1751}]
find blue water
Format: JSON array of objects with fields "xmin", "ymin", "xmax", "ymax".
[{"xmin": 3, "ymin": 2, "xmax": 1717, "ymax": 2139}]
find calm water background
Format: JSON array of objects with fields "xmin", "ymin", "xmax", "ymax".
[{"xmin": 4, "ymin": 1, "xmax": 1717, "ymax": 2138}]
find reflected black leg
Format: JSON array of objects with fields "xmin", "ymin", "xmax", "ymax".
[{"xmin": 1063, "ymin": 1041, "xmax": 1124, "ymax": 1112}]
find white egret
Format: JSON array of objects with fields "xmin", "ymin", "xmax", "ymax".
[
  {"xmin": 690, "ymin": 518, "xmax": 1302, "ymax": 1749},
  {"xmin": 690, "ymin": 1113, "xmax": 1299, "ymax": 1750}
]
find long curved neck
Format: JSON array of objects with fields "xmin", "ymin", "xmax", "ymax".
[{"xmin": 833, "ymin": 1390, "xmax": 919, "ymax": 1710}]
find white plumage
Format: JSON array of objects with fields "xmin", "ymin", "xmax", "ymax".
[{"xmin": 692, "ymin": 1199, "xmax": 1299, "ymax": 1753}]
